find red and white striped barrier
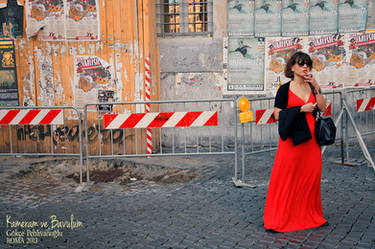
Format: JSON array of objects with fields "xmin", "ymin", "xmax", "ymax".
[
  {"xmin": 145, "ymin": 57, "xmax": 152, "ymax": 154},
  {"xmin": 104, "ymin": 111, "xmax": 218, "ymax": 129},
  {"xmin": 0, "ymin": 109, "xmax": 63, "ymax": 125},
  {"xmin": 323, "ymin": 103, "xmax": 332, "ymax": 116},
  {"xmin": 255, "ymin": 108, "xmax": 276, "ymax": 125},
  {"xmin": 357, "ymin": 97, "xmax": 375, "ymax": 112},
  {"xmin": 254, "ymin": 104, "xmax": 331, "ymax": 125}
]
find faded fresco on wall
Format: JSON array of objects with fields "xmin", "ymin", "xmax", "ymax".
[
  {"xmin": 74, "ymin": 56, "xmax": 116, "ymax": 108},
  {"xmin": 0, "ymin": 39, "xmax": 19, "ymax": 106},
  {"xmin": 175, "ymin": 73, "xmax": 223, "ymax": 99}
]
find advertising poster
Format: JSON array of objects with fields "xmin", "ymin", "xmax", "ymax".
[
  {"xmin": 347, "ymin": 32, "xmax": 375, "ymax": 85},
  {"xmin": 227, "ymin": 37, "xmax": 265, "ymax": 92},
  {"xmin": 26, "ymin": 0, "xmax": 99, "ymax": 41},
  {"xmin": 255, "ymin": 0, "xmax": 282, "ymax": 37},
  {"xmin": 0, "ymin": 1, "xmax": 24, "ymax": 38},
  {"xmin": 74, "ymin": 56, "xmax": 116, "ymax": 108},
  {"xmin": 0, "ymin": 40, "xmax": 19, "ymax": 106},
  {"xmin": 281, "ymin": 0, "xmax": 309, "ymax": 36},
  {"xmin": 264, "ymin": 36, "xmax": 304, "ymax": 93},
  {"xmin": 26, "ymin": 0, "xmax": 66, "ymax": 40},
  {"xmin": 367, "ymin": 0, "xmax": 375, "ymax": 30},
  {"xmin": 227, "ymin": 0, "xmax": 255, "ymax": 36},
  {"xmin": 309, "ymin": 0, "xmax": 338, "ymax": 35},
  {"xmin": 307, "ymin": 34, "xmax": 347, "ymax": 86},
  {"xmin": 338, "ymin": 0, "xmax": 368, "ymax": 33},
  {"xmin": 66, "ymin": 0, "xmax": 99, "ymax": 40}
]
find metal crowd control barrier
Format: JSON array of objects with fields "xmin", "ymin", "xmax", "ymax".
[
  {"xmin": 339, "ymin": 87, "xmax": 375, "ymax": 169},
  {"xmin": 83, "ymin": 99, "xmax": 238, "ymax": 185},
  {"xmin": 0, "ymin": 106, "xmax": 84, "ymax": 183},
  {"xmin": 233, "ymin": 89, "xmax": 375, "ymax": 188}
]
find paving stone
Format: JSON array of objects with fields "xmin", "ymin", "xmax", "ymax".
[{"xmin": 0, "ymin": 141, "xmax": 374, "ymax": 248}]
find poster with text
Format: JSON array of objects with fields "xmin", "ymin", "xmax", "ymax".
[
  {"xmin": 0, "ymin": 1, "xmax": 24, "ymax": 38},
  {"xmin": 66, "ymin": 0, "xmax": 99, "ymax": 40},
  {"xmin": 0, "ymin": 40, "xmax": 19, "ymax": 106},
  {"xmin": 255, "ymin": 0, "xmax": 282, "ymax": 37},
  {"xmin": 74, "ymin": 56, "xmax": 115, "ymax": 108},
  {"xmin": 281, "ymin": 0, "xmax": 309, "ymax": 36},
  {"xmin": 367, "ymin": 0, "xmax": 375, "ymax": 30},
  {"xmin": 307, "ymin": 34, "xmax": 348, "ymax": 86},
  {"xmin": 347, "ymin": 32, "xmax": 375, "ymax": 85},
  {"xmin": 227, "ymin": 0, "xmax": 255, "ymax": 36},
  {"xmin": 309, "ymin": 0, "xmax": 338, "ymax": 35},
  {"xmin": 264, "ymin": 36, "xmax": 304, "ymax": 94},
  {"xmin": 26, "ymin": 0, "xmax": 66, "ymax": 40},
  {"xmin": 227, "ymin": 37, "xmax": 265, "ymax": 92},
  {"xmin": 338, "ymin": 0, "xmax": 368, "ymax": 33}
]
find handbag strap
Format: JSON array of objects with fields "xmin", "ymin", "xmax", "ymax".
[{"xmin": 308, "ymin": 83, "xmax": 320, "ymax": 118}]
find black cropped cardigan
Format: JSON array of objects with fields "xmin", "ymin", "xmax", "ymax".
[{"xmin": 275, "ymin": 82, "xmax": 316, "ymax": 145}]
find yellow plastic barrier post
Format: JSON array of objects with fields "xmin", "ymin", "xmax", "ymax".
[{"xmin": 238, "ymin": 97, "xmax": 254, "ymax": 123}]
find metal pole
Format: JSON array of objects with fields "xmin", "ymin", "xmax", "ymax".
[
  {"xmin": 241, "ymin": 123, "xmax": 245, "ymax": 183},
  {"xmin": 234, "ymin": 99, "xmax": 238, "ymax": 181},
  {"xmin": 84, "ymin": 106, "xmax": 90, "ymax": 185}
]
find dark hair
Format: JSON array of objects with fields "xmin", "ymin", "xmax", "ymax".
[{"xmin": 284, "ymin": 52, "xmax": 313, "ymax": 79}]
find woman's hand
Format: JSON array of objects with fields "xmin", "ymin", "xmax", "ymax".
[
  {"xmin": 304, "ymin": 74, "xmax": 320, "ymax": 91},
  {"xmin": 301, "ymin": 102, "xmax": 317, "ymax": 113}
]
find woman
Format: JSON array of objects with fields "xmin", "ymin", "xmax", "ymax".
[{"xmin": 264, "ymin": 51, "xmax": 328, "ymax": 233}]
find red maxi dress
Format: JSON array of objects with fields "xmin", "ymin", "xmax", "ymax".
[{"xmin": 264, "ymin": 90, "xmax": 327, "ymax": 232}]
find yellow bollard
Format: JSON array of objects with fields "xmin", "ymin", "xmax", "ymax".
[{"xmin": 238, "ymin": 97, "xmax": 254, "ymax": 123}]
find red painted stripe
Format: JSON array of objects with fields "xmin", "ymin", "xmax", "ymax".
[
  {"xmin": 104, "ymin": 114, "xmax": 118, "ymax": 128},
  {"xmin": 0, "ymin": 110, "xmax": 20, "ymax": 124},
  {"xmin": 203, "ymin": 112, "xmax": 218, "ymax": 126},
  {"xmin": 366, "ymin": 97, "xmax": 375, "ymax": 111},
  {"xmin": 267, "ymin": 113, "xmax": 276, "ymax": 124},
  {"xmin": 175, "ymin": 112, "xmax": 202, "ymax": 127},
  {"xmin": 323, "ymin": 104, "xmax": 332, "ymax": 116},
  {"xmin": 120, "ymin": 113, "xmax": 146, "ymax": 128},
  {"xmin": 357, "ymin": 99, "xmax": 364, "ymax": 111},
  {"xmin": 255, "ymin": 110, "xmax": 266, "ymax": 124},
  {"xmin": 19, "ymin": 110, "xmax": 41, "ymax": 124},
  {"xmin": 148, "ymin": 112, "xmax": 174, "ymax": 127},
  {"xmin": 39, "ymin": 110, "xmax": 61, "ymax": 124}
]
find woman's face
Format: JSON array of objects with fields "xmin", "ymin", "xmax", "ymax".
[{"xmin": 291, "ymin": 60, "xmax": 311, "ymax": 78}]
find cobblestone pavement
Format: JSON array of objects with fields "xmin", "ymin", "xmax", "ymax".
[{"xmin": 0, "ymin": 142, "xmax": 374, "ymax": 249}]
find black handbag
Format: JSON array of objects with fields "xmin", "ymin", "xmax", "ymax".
[{"xmin": 315, "ymin": 111, "xmax": 336, "ymax": 146}]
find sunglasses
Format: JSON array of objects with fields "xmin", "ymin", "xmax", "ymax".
[{"xmin": 296, "ymin": 59, "xmax": 312, "ymax": 67}]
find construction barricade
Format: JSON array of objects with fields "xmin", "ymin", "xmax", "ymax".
[
  {"xmin": 0, "ymin": 106, "xmax": 84, "ymax": 183},
  {"xmin": 232, "ymin": 89, "xmax": 375, "ymax": 188},
  {"xmin": 83, "ymin": 99, "xmax": 238, "ymax": 184}
]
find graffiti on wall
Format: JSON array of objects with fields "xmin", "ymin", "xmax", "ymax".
[{"xmin": 16, "ymin": 124, "xmax": 127, "ymax": 145}]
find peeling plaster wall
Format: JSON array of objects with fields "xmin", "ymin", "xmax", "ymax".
[{"xmin": 158, "ymin": 1, "xmax": 236, "ymax": 145}]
